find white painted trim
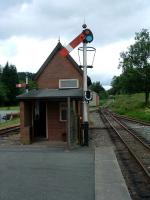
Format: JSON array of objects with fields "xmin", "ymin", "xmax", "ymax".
[{"xmin": 66, "ymin": 44, "xmax": 73, "ymax": 52}]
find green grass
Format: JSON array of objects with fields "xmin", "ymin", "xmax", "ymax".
[
  {"xmin": 0, "ymin": 117, "xmax": 20, "ymax": 129},
  {"xmin": 99, "ymin": 99, "xmax": 108, "ymax": 106},
  {"xmin": 0, "ymin": 106, "xmax": 20, "ymax": 128},
  {"xmin": 104, "ymin": 93, "xmax": 150, "ymax": 122},
  {"xmin": 0, "ymin": 106, "xmax": 19, "ymax": 111}
]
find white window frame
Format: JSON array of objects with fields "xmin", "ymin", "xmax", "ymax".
[
  {"xmin": 59, "ymin": 79, "xmax": 79, "ymax": 89},
  {"xmin": 59, "ymin": 103, "xmax": 67, "ymax": 121}
]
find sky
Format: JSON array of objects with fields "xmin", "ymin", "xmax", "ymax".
[{"xmin": 0, "ymin": 0, "xmax": 150, "ymax": 89}]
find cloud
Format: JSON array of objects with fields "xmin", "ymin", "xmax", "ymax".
[
  {"xmin": 71, "ymin": 38, "xmax": 134, "ymax": 86},
  {"xmin": 0, "ymin": 0, "xmax": 31, "ymax": 10},
  {"xmin": 0, "ymin": 35, "xmax": 136, "ymax": 88},
  {"xmin": 0, "ymin": 0, "xmax": 150, "ymax": 45},
  {"xmin": 0, "ymin": 36, "xmax": 59, "ymax": 71},
  {"xmin": 0, "ymin": 0, "xmax": 150, "ymax": 87}
]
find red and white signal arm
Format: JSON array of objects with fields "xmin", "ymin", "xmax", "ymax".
[
  {"xmin": 59, "ymin": 32, "xmax": 85, "ymax": 57},
  {"xmin": 59, "ymin": 29, "xmax": 93, "ymax": 57},
  {"xmin": 16, "ymin": 83, "xmax": 26, "ymax": 88}
]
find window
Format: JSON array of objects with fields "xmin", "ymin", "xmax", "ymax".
[
  {"xmin": 60, "ymin": 103, "xmax": 67, "ymax": 121},
  {"xmin": 59, "ymin": 79, "xmax": 79, "ymax": 89}
]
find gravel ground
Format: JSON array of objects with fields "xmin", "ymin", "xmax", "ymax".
[
  {"xmin": 120, "ymin": 120, "xmax": 150, "ymax": 142},
  {"xmin": 0, "ymin": 133, "xmax": 21, "ymax": 146},
  {"xmin": 89, "ymin": 110, "xmax": 114, "ymax": 148}
]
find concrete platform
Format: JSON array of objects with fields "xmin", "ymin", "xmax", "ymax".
[
  {"xmin": 90, "ymin": 110, "xmax": 132, "ymax": 200},
  {"xmin": 95, "ymin": 147, "xmax": 132, "ymax": 200},
  {"xmin": 0, "ymin": 146, "xmax": 94, "ymax": 200},
  {"xmin": 0, "ymin": 110, "xmax": 133, "ymax": 199}
]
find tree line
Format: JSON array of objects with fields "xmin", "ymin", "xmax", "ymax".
[
  {"xmin": 110, "ymin": 29, "xmax": 150, "ymax": 105},
  {"xmin": 89, "ymin": 81, "xmax": 107, "ymax": 99},
  {"xmin": 0, "ymin": 62, "xmax": 35, "ymax": 106}
]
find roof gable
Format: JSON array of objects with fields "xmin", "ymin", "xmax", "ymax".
[{"xmin": 34, "ymin": 42, "xmax": 82, "ymax": 81}]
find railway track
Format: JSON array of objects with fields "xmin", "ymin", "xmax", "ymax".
[
  {"xmin": 100, "ymin": 108, "xmax": 150, "ymax": 178},
  {"xmin": 113, "ymin": 114, "xmax": 150, "ymax": 146},
  {"xmin": 100, "ymin": 108, "xmax": 150, "ymax": 199},
  {"xmin": 0, "ymin": 125, "xmax": 20, "ymax": 136},
  {"xmin": 113, "ymin": 112, "xmax": 150, "ymax": 126}
]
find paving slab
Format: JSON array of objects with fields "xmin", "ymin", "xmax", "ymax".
[
  {"xmin": 0, "ymin": 146, "xmax": 94, "ymax": 200},
  {"xmin": 95, "ymin": 147, "xmax": 132, "ymax": 200}
]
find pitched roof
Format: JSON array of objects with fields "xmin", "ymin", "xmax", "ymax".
[
  {"xmin": 34, "ymin": 42, "xmax": 83, "ymax": 80},
  {"xmin": 17, "ymin": 88, "xmax": 83, "ymax": 100}
]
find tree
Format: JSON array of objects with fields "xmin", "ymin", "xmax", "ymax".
[
  {"xmin": 1, "ymin": 62, "xmax": 19, "ymax": 105},
  {"xmin": 119, "ymin": 29, "xmax": 150, "ymax": 105},
  {"xmin": 18, "ymin": 72, "xmax": 35, "ymax": 82},
  {"xmin": 111, "ymin": 76, "xmax": 122, "ymax": 94},
  {"xmin": 0, "ymin": 65, "xmax": 2, "ymax": 78},
  {"xmin": 90, "ymin": 81, "xmax": 107, "ymax": 99},
  {"xmin": 0, "ymin": 81, "xmax": 7, "ymax": 106},
  {"xmin": 111, "ymin": 68, "xmax": 144, "ymax": 95},
  {"xmin": 90, "ymin": 81, "xmax": 104, "ymax": 94},
  {"xmin": 17, "ymin": 72, "xmax": 37, "ymax": 92}
]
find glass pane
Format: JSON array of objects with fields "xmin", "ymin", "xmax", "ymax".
[
  {"xmin": 61, "ymin": 109, "xmax": 67, "ymax": 121},
  {"xmin": 60, "ymin": 79, "xmax": 78, "ymax": 88}
]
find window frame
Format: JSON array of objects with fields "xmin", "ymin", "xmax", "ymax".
[
  {"xmin": 59, "ymin": 79, "xmax": 79, "ymax": 89},
  {"xmin": 59, "ymin": 103, "xmax": 67, "ymax": 121}
]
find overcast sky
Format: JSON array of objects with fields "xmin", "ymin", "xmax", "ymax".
[{"xmin": 0, "ymin": 0, "xmax": 150, "ymax": 89}]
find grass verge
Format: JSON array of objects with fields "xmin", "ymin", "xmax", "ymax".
[
  {"xmin": 104, "ymin": 93, "xmax": 150, "ymax": 122},
  {"xmin": 0, "ymin": 118, "xmax": 20, "ymax": 129},
  {"xmin": 0, "ymin": 106, "xmax": 19, "ymax": 111}
]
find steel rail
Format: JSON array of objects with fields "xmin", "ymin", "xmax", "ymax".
[
  {"xmin": 111, "ymin": 114, "xmax": 150, "ymax": 149},
  {"xmin": 0, "ymin": 125, "xmax": 20, "ymax": 135},
  {"xmin": 101, "ymin": 109, "xmax": 150, "ymax": 179},
  {"xmin": 112, "ymin": 114, "xmax": 150, "ymax": 147},
  {"xmin": 112, "ymin": 112, "xmax": 150, "ymax": 126}
]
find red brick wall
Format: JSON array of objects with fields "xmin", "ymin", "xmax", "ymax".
[
  {"xmin": 47, "ymin": 102, "xmax": 66, "ymax": 141},
  {"xmin": 20, "ymin": 101, "xmax": 33, "ymax": 144},
  {"xmin": 20, "ymin": 101, "xmax": 24, "ymax": 130},
  {"xmin": 36, "ymin": 53, "xmax": 83, "ymax": 89},
  {"xmin": 20, "ymin": 47, "xmax": 83, "ymax": 144}
]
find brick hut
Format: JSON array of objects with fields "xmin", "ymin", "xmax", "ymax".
[{"xmin": 17, "ymin": 42, "xmax": 83, "ymax": 146}]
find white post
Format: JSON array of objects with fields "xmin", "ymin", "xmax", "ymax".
[
  {"xmin": 26, "ymin": 74, "xmax": 28, "ymax": 93},
  {"xmin": 83, "ymin": 42, "xmax": 89, "ymax": 146},
  {"xmin": 67, "ymin": 97, "xmax": 71, "ymax": 149},
  {"xmin": 83, "ymin": 42, "xmax": 88, "ymax": 122}
]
